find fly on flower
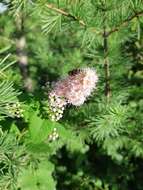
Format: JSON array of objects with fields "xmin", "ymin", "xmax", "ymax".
[{"xmin": 68, "ymin": 69, "xmax": 80, "ymax": 76}]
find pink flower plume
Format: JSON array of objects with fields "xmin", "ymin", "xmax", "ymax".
[{"xmin": 49, "ymin": 67, "xmax": 98, "ymax": 120}]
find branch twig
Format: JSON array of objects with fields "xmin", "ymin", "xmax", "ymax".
[
  {"xmin": 46, "ymin": 4, "xmax": 86, "ymax": 27},
  {"xmin": 107, "ymin": 10, "xmax": 143, "ymax": 36},
  {"xmin": 103, "ymin": 28, "xmax": 111, "ymax": 99}
]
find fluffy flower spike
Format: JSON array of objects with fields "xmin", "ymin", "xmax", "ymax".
[{"xmin": 49, "ymin": 67, "xmax": 98, "ymax": 121}]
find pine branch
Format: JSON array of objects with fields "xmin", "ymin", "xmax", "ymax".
[
  {"xmin": 107, "ymin": 10, "xmax": 143, "ymax": 36},
  {"xmin": 46, "ymin": 3, "xmax": 86, "ymax": 27},
  {"xmin": 45, "ymin": 3, "xmax": 143, "ymax": 37}
]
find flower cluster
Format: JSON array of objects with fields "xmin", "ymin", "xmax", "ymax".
[
  {"xmin": 5, "ymin": 102, "xmax": 24, "ymax": 118},
  {"xmin": 49, "ymin": 93, "xmax": 67, "ymax": 121},
  {"xmin": 48, "ymin": 128, "xmax": 59, "ymax": 141},
  {"xmin": 49, "ymin": 68, "xmax": 98, "ymax": 121}
]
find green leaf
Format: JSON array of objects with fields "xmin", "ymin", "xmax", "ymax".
[
  {"xmin": 29, "ymin": 112, "xmax": 53, "ymax": 143},
  {"xmin": 18, "ymin": 161, "xmax": 56, "ymax": 190}
]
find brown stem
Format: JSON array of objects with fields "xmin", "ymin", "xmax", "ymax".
[
  {"xmin": 101, "ymin": 0, "xmax": 110, "ymax": 100},
  {"xmin": 46, "ymin": 3, "xmax": 86, "ymax": 27},
  {"xmin": 103, "ymin": 28, "xmax": 111, "ymax": 100}
]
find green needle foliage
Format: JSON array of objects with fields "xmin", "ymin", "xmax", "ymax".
[
  {"xmin": 0, "ymin": 0, "xmax": 143, "ymax": 190},
  {"xmin": 0, "ymin": 55, "xmax": 20, "ymax": 120}
]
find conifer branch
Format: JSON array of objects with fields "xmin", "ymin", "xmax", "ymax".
[
  {"xmin": 107, "ymin": 10, "xmax": 143, "ymax": 36},
  {"xmin": 46, "ymin": 3, "xmax": 86, "ymax": 27}
]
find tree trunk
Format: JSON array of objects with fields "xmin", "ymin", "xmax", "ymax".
[{"xmin": 15, "ymin": 13, "xmax": 33, "ymax": 92}]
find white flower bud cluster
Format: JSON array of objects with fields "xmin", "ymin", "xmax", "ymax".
[
  {"xmin": 49, "ymin": 92, "xmax": 67, "ymax": 121},
  {"xmin": 5, "ymin": 102, "xmax": 24, "ymax": 118},
  {"xmin": 48, "ymin": 127, "xmax": 59, "ymax": 141}
]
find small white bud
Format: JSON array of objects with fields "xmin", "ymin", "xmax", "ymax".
[
  {"xmin": 49, "ymin": 134, "xmax": 53, "ymax": 140},
  {"xmin": 52, "ymin": 136, "xmax": 56, "ymax": 141},
  {"xmin": 55, "ymin": 134, "xmax": 59, "ymax": 139},
  {"xmin": 52, "ymin": 108, "xmax": 57, "ymax": 112}
]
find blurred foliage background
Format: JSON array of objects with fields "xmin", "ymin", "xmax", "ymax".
[{"xmin": 0, "ymin": 0, "xmax": 143, "ymax": 190}]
